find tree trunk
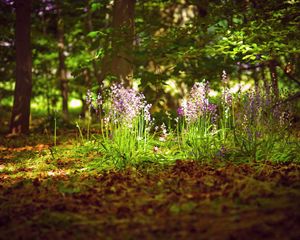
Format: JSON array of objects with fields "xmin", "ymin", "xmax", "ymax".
[
  {"xmin": 86, "ymin": 0, "xmax": 101, "ymax": 86},
  {"xmin": 57, "ymin": 1, "xmax": 69, "ymax": 121},
  {"xmin": 99, "ymin": 0, "xmax": 135, "ymax": 87},
  {"xmin": 9, "ymin": 0, "xmax": 32, "ymax": 135},
  {"xmin": 269, "ymin": 59, "xmax": 279, "ymax": 101}
]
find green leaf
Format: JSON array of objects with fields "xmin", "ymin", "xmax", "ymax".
[
  {"xmin": 91, "ymin": 3, "xmax": 102, "ymax": 12},
  {"xmin": 87, "ymin": 31, "xmax": 99, "ymax": 38}
]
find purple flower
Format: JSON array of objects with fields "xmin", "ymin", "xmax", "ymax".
[
  {"xmin": 144, "ymin": 104, "xmax": 152, "ymax": 122},
  {"xmin": 207, "ymin": 103, "xmax": 217, "ymax": 114},
  {"xmin": 246, "ymin": 91, "xmax": 258, "ymax": 122},
  {"xmin": 177, "ymin": 107, "xmax": 184, "ymax": 116},
  {"xmin": 222, "ymin": 70, "xmax": 229, "ymax": 85},
  {"xmin": 110, "ymin": 84, "xmax": 151, "ymax": 125},
  {"xmin": 96, "ymin": 93, "xmax": 102, "ymax": 107},
  {"xmin": 225, "ymin": 92, "xmax": 232, "ymax": 105},
  {"xmin": 86, "ymin": 89, "xmax": 94, "ymax": 109},
  {"xmin": 178, "ymin": 81, "xmax": 215, "ymax": 122}
]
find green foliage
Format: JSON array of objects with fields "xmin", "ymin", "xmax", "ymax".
[
  {"xmin": 177, "ymin": 114, "xmax": 221, "ymax": 161},
  {"xmin": 204, "ymin": 1, "xmax": 300, "ymax": 63},
  {"xmin": 99, "ymin": 116, "xmax": 152, "ymax": 168},
  {"xmin": 1, "ymin": 0, "xmax": 299, "ymax": 120},
  {"xmin": 174, "ymin": 76, "xmax": 298, "ymax": 163},
  {"xmin": 228, "ymin": 90, "xmax": 297, "ymax": 162},
  {"xmin": 77, "ymin": 86, "xmax": 154, "ymax": 168}
]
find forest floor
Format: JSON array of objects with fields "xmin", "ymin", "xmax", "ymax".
[{"xmin": 0, "ymin": 131, "xmax": 299, "ymax": 240}]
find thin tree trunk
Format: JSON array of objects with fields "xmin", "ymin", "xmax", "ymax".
[
  {"xmin": 86, "ymin": 1, "xmax": 101, "ymax": 86},
  {"xmin": 99, "ymin": 0, "xmax": 135, "ymax": 87},
  {"xmin": 9, "ymin": 0, "xmax": 32, "ymax": 135},
  {"xmin": 41, "ymin": 13, "xmax": 51, "ymax": 118},
  {"xmin": 57, "ymin": 1, "xmax": 69, "ymax": 121}
]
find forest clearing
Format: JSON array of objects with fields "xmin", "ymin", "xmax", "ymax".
[{"xmin": 1, "ymin": 0, "xmax": 300, "ymax": 239}]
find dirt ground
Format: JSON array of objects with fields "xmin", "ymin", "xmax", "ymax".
[{"xmin": 1, "ymin": 148, "xmax": 300, "ymax": 240}]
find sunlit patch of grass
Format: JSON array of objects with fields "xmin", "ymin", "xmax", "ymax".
[{"xmin": 0, "ymin": 139, "xmax": 98, "ymax": 182}]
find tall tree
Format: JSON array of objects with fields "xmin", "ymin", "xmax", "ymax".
[
  {"xmin": 9, "ymin": 0, "xmax": 32, "ymax": 135},
  {"xmin": 56, "ymin": 0, "xmax": 69, "ymax": 120},
  {"xmin": 99, "ymin": 0, "xmax": 135, "ymax": 87}
]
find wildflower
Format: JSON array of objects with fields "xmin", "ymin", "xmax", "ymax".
[
  {"xmin": 207, "ymin": 103, "xmax": 217, "ymax": 114},
  {"xmin": 153, "ymin": 146, "xmax": 159, "ymax": 153},
  {"xmin": 158, "ymin": 123, "xmax": 168, "ymax": 142},
  {"xmin": 178, "ymin": 81, "xmax": 215, "ymax": 123},
  {"xmin": 159, "ymin": 136, "xmax": 166, "ymax": 142},
  {"xmin": 207, "ymin": 103, "xmax": 218, "ymax": 123},
  {"xmin": 110, "ymin": 84, "xmax": 151, "ymax": 125},
  {"xmin": 224, "ymin": 91, "xmax": 232, "ymax": 105},
  {"xmin": 96, "ymin": 93, "xmax": 102, "ymax": 107},
  {"xmin": 103, "ymin": 117, "xmax": 110, "ymax": 125},
  {"xmin": 161, "ymin": 123, "xmax": 167, "ymax": 135},
  {"xmin": 246, "ymin": 91, "xmax": 257, "ymax": 122},
  {"xmin": 222, "ymin": 70, "xmax": 229, "ymax": 85},
  {"xmin": 86, "ymin": 89, "xmax": 94, "ymax": 109},
  {"xmin": 144, "ymin": 103, "xmax": 152, "ymax": 122},
  {"xmin": 177, "ymin": 107, "xmax": 184, "ymax": 117},
  {"xmin": 216, "ymin": 145, "xmax": 227, "ymax": 158}
]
